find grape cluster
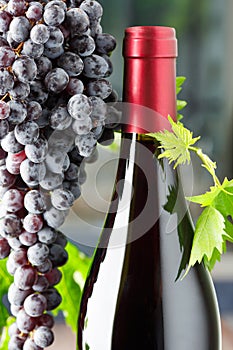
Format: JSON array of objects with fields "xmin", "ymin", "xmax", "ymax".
[{"xmin": 0, "ymin": 0, "xmax": 117, "ymax": 348}]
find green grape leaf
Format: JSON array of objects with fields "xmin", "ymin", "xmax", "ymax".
[
  {"xmin": 176, "ymin": 76, "xmax": 186, "ymax": 94},
  {"xmin": 151, "ymin": 116, "xmax": 200, "ymax": 168},
  {"xmin": 187, "ymin": 186, "xmax": 221, "ymax": 207},
  {"xmin": 186, "ymin": 206, "xmax": 225, "ymax": 274},
  {"xmin": 52, "ymin": 241, "xmax": 91, "ymax": 333},
  {"xmin": 177, "ymin": 99, "xmax": 187, "ymax": 111},
  {"xmin": 0, "ymin": 259, "xmax": 13, "ymax": 338}
]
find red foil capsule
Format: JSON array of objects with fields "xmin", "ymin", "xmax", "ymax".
[{"xmin": 122, "ymin": 26, "xmax": 178, "ymax": 133}]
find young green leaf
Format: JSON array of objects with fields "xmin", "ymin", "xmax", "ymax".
[
  {"xmin": 186, "ymin": 206, "xmax": 225, "ymax": 274},
  {"xmin": 176, "ymin": 76, "xmax": 186, "ymax": 94},
  {"xmin": 151, "ymin": 116, "xmax": 200, "ymax": 168}
]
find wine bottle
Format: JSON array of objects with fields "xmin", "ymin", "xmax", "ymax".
[{"xmin": 77, "ymin": 26, "xmax": 222, "ymax": 350}]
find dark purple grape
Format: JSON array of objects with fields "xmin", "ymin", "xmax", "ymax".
[
  {"xmin": 66, "ymin": 78, "xmax": 84, "ymax": 96},
  {"xmin": 0, "ymin": 100, "xmax": 10, "ymax": 120},
  {"xmin": 0, "ymin": 10, "xmax": 12, "ymax": 33},
  {"xmin": 20, "ymin": 159, "xmax": 46, "ymax": 187},
  {"xmin": 28, "ymin": 80, "xmax": 49, "ymax": 104},
  {"xmin": 16, "ymin": 308, "xmax": 36, "ymax": 333},
  {"xmin": 86, "ymin": 79, "xmax": 112, "ymax": 99},
  {"xmin": 57, "ymin": 51, "xmax": 84, "ymax": 77},
  {"xmin": 26, "ymin": 2, "xmax": 43, "ymax": 21},
  {"xmin": 7, "ymin": 100, "xmax": 27, "ymax": 125},
  {"xmin": 75, "ymin": 132, "xmax": 97, "ymax": 157},
  {"xmin": 23, "ymin": 338, "xmax": 43, "ymax": 350},
  {"xmin": 45, "ymin": 268, "xmax": 62, "ymax": 286},
  {"xmin": 14, "ymin": 121, "xmax": 39, "ymax": 146},
  {"xmin": 10, "ymin": 81, "xmax": 30, "ymax": 100},
  {"xmin": 33, "ymin": 275, "xmax": 49, "ymax": 292},
  {"xmin": 37, "ymin": 313, "xmax": 54, "ymax": 328},
  {"xmin": 0, "ymin": 46, "xmax": 15, "ymax": 68},
  {"xmin": 14, "ymin": 265, "xmax": 38, "ymax": 291},
  {"xmin": 0, "ymin": 213, "xmax": 22, "ymax": 238},
  {"xmin": 24, "ymin": 190, "xmax": 46, "ymax": 214},
  {"xmin": 0, "ymin": 119, "xmax": 9, "ymax": 140},
  {"xmin": 43, "ymin": 4, "xmax": 65, "ymax": 26},
  {"xmin": 80, "ymin": 0, "xmax": 103, "ymax": 20},
  {"xmin": 0, "ymin": 236, "xmax": 10, "ymax": 259},
  {"xmin": 30, "ymin": 24, "xmax": 50, "ymax": 45},
  {"xmin": 95, "ymin": 33, "xmax": 117, "ymax": 54},
  {"xmin": 70, "ymin": 34, "xmax": 95, "ymax": 57},
  {"xmin": 24, "ymin": 292, "xmax": 47, "ymax": 317},
  {"xmin": 42, "ymin": 287, "xmax": 62, "ymax": 311},
  {"xmin": 0, "ymin": 68, "xmax": 14, "ymax": 95},
  {"xmin": 49, "ymin": 105, "xmax": 72, "ymax": 130},
  {"xmin": 2, "ymin": 189, "xmax": 24, "ymax": 213},
  {"xmin": 8, "ymin": 283, "xmax": 32, "ymax": 306},
  {"xmin": 7, "ymin": 0, "xmax": 27, "ymax": 16},
  {"xmin": 26, "ymin": 101, "xmax": 42, "ymax": 121},
  {"xmin": 51, "ymin": 188, "xmax": 74, "ymax": 210},
  {"xmin": 45, "ymin": 68, "xmax": 69, "ymax": 93},
  {"xmin": 45, "ymin": 26, "xmax": 64, "ymax": 48},
  {"xmin": 12, "ymin": 56, "xmax": 37, "ymax": 83},
  {"xmin": 37, "ymin": 226, "xmax": 57, "ymax": 245},
  {"xmin": 49, "ymin": 244, "xmax": 68, "ymax": 267},
  {"xmin": 43, "ymin": 207, "xmax": 67, "ymax": 229},
  {"xmin": 35, "ymin": 56, "xmax": 52, "ymax": 79},
  {"xmin": 67, "ymin": 93, "xmax": 92, "ymax": 120},
  {"xmin": 23, "ymin": 214, "xmax": 43, "ymax": 234},
  {"xmin": 36, "ymin": 258, "xmax": 53, "ymax": 274},
  {"xmin": 0, "ymin": 164, "xmax": 16, "ymax": 188},
  {"xmin": 83, "ymin": 54, "xmax": 110, "ymax": 79},
  {"xmin": 22, "ymin": 39, "xmax": 44, "ymax": 59},
  {"xmin": 54, "ymin": 231, "xmax": 67, "ymax": 248},
  {"xmin": 27, "ymin": 242, "xmax": 49, "ymax": 266},
  {"xmin": 19, "ymin": 231, "xmax": 37, "ymax": 247},
  {"xmin": 8, "ymin": 334, "xmax": 26, "ymax": 350},
  {"xmin": 24, "ymin": 137, "xmax": 48, "ymax": 163},
  {"xmin": 9, "ymin": 16, "xmax": 30, "ymax": 43},
  {"xmin": 65, "ymin": 162, "xmax": 79, "ymax": 181},
  {"xmin": 34, "ymin": 326, "xmax": 54, "ymax": 348},
  {"xmin": 65, "ymin": 8, "xmax": 90, "ymax": 36}
]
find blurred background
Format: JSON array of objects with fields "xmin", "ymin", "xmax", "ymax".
[{"xmin": 54, "ymin": 0, "xmax": 233, "ymax": 348}]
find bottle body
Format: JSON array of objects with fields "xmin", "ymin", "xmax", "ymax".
[{"xmin": 77, "ymin": 133, "xmax": 221, "ymax": 350}]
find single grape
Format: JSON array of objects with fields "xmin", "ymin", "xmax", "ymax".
[
  {"xmin": 2, "ymin": 189, "xmax": 24, "ymax": 213},
  {"xmin": 0, "ymin": 119, "xmax": 9, "ymax": 140},
  {"xmin": 57, "ymin": 51, "xmax": 84, "ymax": 77},
  {"xmin": 83, "ymin": 54, "xmax": 110, "ymax": 79},
  {"xmin": 0, "ymin": 10, "xmax": 12, "ymax": 33},
  {"xmin": 49, "ymin": 244, "xmax": 68, "ymax": 267},
  {"xmin": 16, "ymin": 308, "xmax": 36, "ymax": 333},
  {"xmin": 7, "ymin": 100, "xmax": 27, "ymax": 125},
  {"xmin": 9, "ymin": 16, "xmax": 30, "ymax": 43},
  {"xmin": 12, "ymin": 56, "xmax": 37, "ymax": 83},
  {"xmin": 8, "ymin": 334, "xmax": 26, "ymax": 350},
  {"xmin": 39, "ymin": 170, "xmax": 64, "ymax": 190},
  {"xmin": 80, "ymin": 0, "xmax": 103, "ymax": 20},
  {"xmin": 54, "ymin": 230, "xmax": 67, "ymax": 248},
  {"xmin": 43, "ymin": 44, "xmax": 64, "ymax": 59},
  {"xmin": 45, "ymin": 0, "xmax": 67, "ymax": 10},
  {"xmin": 8, "ymin": 236, "xmax": 22, "ymax": 250},
  {"xmin": 45, "ymin": 67, "xmax": 69, "ymax": 93},
  {"xmin": 33, "ymin": 275, "xmax": 49, "ymax": 292},
  {"xmin": 34, "ymin": 326, "xmax": 54, "ymax": 348},
  {"xmin": 19, "ymin": 231, "xmax": 37, "ymax": 247},
  {"xmin": 36, "ymin": 258, "xmax": 53, "ymax": 274},
  {"xmin": 26, "ymin": 101, "xmax": 42, "ymax": 121},
  {"xmin": 7, "ymin": 248, "xmax": 28, "ymax": 274},
  {"xmin": 43, "ymin": 4, "xmax": 65, "ymax": 26},
  {"xmin": 45, "ymin": 26, "xmax": 64, "ymax": 48},
  {"xmin": 49, "ymin": 105, "xmax": 72, "ymax": 130},
  {"xmin": 27, "ymin": 242, "xmax": 49, "ymax": 266},
  {"xmin": 95, "ymin": 33, "xmax": 117, "ymax": 54},
  {"xmin": 30, "ymin": 24, "xmax": 50, "ymax": 45},
  {"xmin": 7, "ymin": 0, "xmax": 27, "ymax": 16},
  {"xmin": 10, "ymin": 81, "xmax": 30, "ymax": 100},
  {"xmin": 0, "ymin": 236, "xmax": 11, "ymax": 259},
  {"xmin": 26, "ymin": 1, "xmax": 43, "ymax": 21},
  {"xmin": 23, "ymin": 214, "xmax": 43, "ymax": 233},
  {"xmin": 35, "ymin": 56, "xmax": 52, "ymax": 79},
  {"xmin": 0, "ymin": 213, "xmax": 22, "ymax": 238},
  {"xmin": 86, "ymin": 79, "xmax": 112, "ymax": 99},
  {"xmin": 0, "ymin": 68, "xmax": 14, "ymax": 95},
  {"xmin": 14, "ymin": 265, "xmax": 38, "ymax": 291},
  {"xmin": 23, "ymin": 338, "xmax": 43, "ymax": 350},
  {"xmin": 37, "ymin": 226, "xmax": 57, "ymax": 246},
  {"xmin": 0, "ymin": 100, "xmax": 10, "ymax": 120},
  {"xmin": 43, "ymin": 207, "xmax": 67, "ymax": 229},
  {"xmin": 72, "ymin": 117, "xmax": 92, "ymax": 135},
  {"xmin": 24, "ymin": 293, "xmax": 47, "ymax": 317},
  {"xmin": 10, "ymin": 304, "xmax": 23, "ymax": 317},
  {"xmin": 42, "ymin": 287, "xmax": 62, "ymax": 311},
  {"xmin": 24, "ymin": 138, "xmax": 48, "ymax": 164},
  {"xmin": 63, "ymin": 179, "xmax": 81, "ymax": 200},
  {"xmin": 45, "ymin": 268, "xmax": 62, "ymax": 286},
  {"xmin": 65, "ymin": 8, "xmax": 90, "ymax": 36},
  {"xmin": 66, "ymin": 78, "xmax": 84, "ymax": 96},
  {"xmin": 51, "ymin": 188, "xmax": 74, "ymax": 210},
  {"xmin": 6, "ymin": 150, "xmax": 27, "ymax": 175},
  {"xmin": 37, "ymin": 313, "xmax": 54, "ymax": 328},
  {"xmin": 20, "ymin": 159, "xmax": 46, "ymax": 187},
  {"xmin": 1, "ymin": 131, "xmax": 23, "ymax": 154},
  {"xmin": 24, "ymin": 190, "xmax": 46, "ymax": 214},
  {"xmin": 65, "ymin": 162, "xmax": 79, "ymax": 181},
  {"xmin": 67, "ymin": 93, "xmax": 92, "ymax": 120},
  {"xmin": 22, "ymin": 39, "xmax": 44, "ymax": 59},
  {"xmin": 8, "ymin": 283, "xmax": 32, "ymax": 306},
  {"xmin": 0, "ymin": 46, "xmax": 15, "ymax": 68},
  {"xmin": 75, "ymin": 132, "xmax": 97, "ymax": 157},
  {"xmin": 89, "ymin": 95, "xmax": 107, "ymax": 126},
  {"xmin": 70, "ymin": 34, "xmax": 95, "ymax": 57},
  {"xmin": 14, "ymin": 121, "xmax": 39, "ymax": 146},
  {"xmin": 28, "ymin": 80, "xmax": 48, "ymax": 104},
  {"xmin": 0, "ymin": 164, "xmax": 16, "ymax": 188}
]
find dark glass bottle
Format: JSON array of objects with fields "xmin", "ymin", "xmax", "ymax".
[{"xmin": 77, "ymin": 26, "xmax": 221, "ymax": 350}]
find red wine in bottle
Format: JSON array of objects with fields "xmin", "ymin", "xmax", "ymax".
[{"xmin": 77, "ymin": 26, "xmax": 221, "ymax": 350}]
